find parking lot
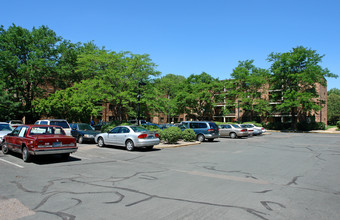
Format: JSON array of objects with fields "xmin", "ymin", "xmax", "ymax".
[{"xmin": 1, "ymin": 132, "xmax": 340, "ymax": 220}]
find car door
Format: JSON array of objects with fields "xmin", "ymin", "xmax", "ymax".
[
  {"xmin": 16, "ymin": 127, "xmax": 28, "ymax": 153},
  {"xmin": 106, "ymin": 127, "xmax": 121, "ymax": 145},
  {"xmin": 224, "ymin": 124, "xmax": 232, "ymax": 136},
  {"xmin": 6, "ymin": 126, "xmax": 21, "ymax": 151},
  {"xmin": 219, "ymin": 125, "xmax": 228, "ymax": 137},
  {"xmin": 115, "ymin": 127, "xmax": 130, "ymax": 146}
]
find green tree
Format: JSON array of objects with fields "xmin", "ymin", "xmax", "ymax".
[
  {"xmin": 35, "ymin": 50, "xmax": 160, "ymax": 122},
  {"xmin": 327, "ymin": 88, "xmax": 340, "ymax": 125},
  {"xmin": 177, "ymin": 72, "xmax": 224, "ymax": 120},
  {"xmin": 0, "ymin": 24, "xmax": 81, "ymax": 123},
  {"xmin": 149, "ymin": 74, "xmax": 186, "ymax": 122},
  {"xmin": 229, "ymin": 60, "xmax": 271, "ymax": 122},
  {"xmin": 267, "ymin": 46, "xmax": 338, "ymax": 129}
]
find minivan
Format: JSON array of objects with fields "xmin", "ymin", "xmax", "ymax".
[
  {"xmin": 35, "ymin": 119, "xmax": 72, "ymax": 136},
  {"xmin": 178, "ymin": 121, "xmax": 219, "ymax": 142}
]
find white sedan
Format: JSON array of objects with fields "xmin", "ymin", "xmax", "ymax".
[{"xmin": 95, "ymin": 126, "xmax": 160, "ymax": 151}]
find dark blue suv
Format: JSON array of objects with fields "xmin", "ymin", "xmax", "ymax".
[{"xmin": 178, "ymin": 121, "xmax": 219, "ymax": 142}]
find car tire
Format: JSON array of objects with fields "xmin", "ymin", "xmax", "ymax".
[
  {"xmin": 78, "ymin": 136, "xmax": 83, "ymax": 144},
  {"xmin": 2, "ymin": 142, "xmax": 9, "ymax": 154},
  {"xmin": 98, "ymin": 137, "xmax": 105, "ymax": 147},
  {"xmin": 22, "ymin": 146, "xmax": 31, "ymax": 162},
  {"xmin": 197, "ymin": 134, "xmax": 205, "ymax": 142},
  {"xmin": 230, "ymin": 132, "xmax": 237, "ymax": 139},
  {"xmin": 126, "ymin": 140, "xmax": 135, "ymax": 151}
]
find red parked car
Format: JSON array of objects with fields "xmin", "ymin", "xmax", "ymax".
[{"xmin": 1, "ymin": 125, "xmax": 77, "ymax": 162}]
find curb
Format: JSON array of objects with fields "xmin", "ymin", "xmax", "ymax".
[{"xmin": 155, "ymin": 141, "xmax": 201, "ymax": 149}]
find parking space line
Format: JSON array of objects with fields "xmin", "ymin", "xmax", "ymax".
[{"xmin": 0, "ymin": 158, "xmax": 24, "ymax": 168}]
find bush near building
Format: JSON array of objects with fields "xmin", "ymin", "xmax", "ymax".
[
  {"xmin": 162, "ymin": 127, "xmax": 182, "ymax": 144},
  {"xmin": 181, "ymin": 129, "xmax": 196, "ymax": 142}
]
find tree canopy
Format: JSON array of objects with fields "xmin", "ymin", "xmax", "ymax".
[
  {"xmin": 0, "ymin": 24, "xmax": 81, "ymax": 122},
  {"xmin": 267, "ymin": 46, "xmax": 337, "ymax": 129}
]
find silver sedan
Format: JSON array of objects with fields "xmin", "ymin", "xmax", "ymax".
[
  {"xmin": 95, "ymin": 126, "xmax": 160, "ymax": 151},
  {"xmin": 218, "ymin": 124, "xmax": 248, "ymax": 138}
]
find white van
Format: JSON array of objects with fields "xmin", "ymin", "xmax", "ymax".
[{"xmin": 35, "ymin": 119, "xmax": 72, "ymax": 136}]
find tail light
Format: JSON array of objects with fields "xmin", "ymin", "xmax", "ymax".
[
  {"xmin": 155, "ymin": 133, "xmax": 159, "ymax": 138},
  {"xmin": 138, "ymin": 134, "xmax": 148, "ymax": 139},
  {"xmin": 240, "ymin": 129, "xmax": 247, "ymax": 132},
  {"xmin": 207, "ymin": 129, "xmax": 214, "ymax": 132},
  {"xmin": 261, "ymin": 128, "xmax": 264, "ymax": 130}
]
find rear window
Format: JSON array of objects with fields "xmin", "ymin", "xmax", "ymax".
[
  {"xmin": 50, "ymin": 121, "xmax": 70, "ymax": 129},
  {"xmin": 29, "ymin": 126, "xmax": 65, "ymax": 135},
  {"xmin": 209, "ymin": 123, "xmax": 218, "ymax": 129}
]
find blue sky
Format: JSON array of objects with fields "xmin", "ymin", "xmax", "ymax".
[{"xmin": 2, "ymin": 0, "xmax": 340, "ymax": 90}]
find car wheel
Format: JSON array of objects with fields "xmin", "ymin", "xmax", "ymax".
[
  {"xmin": 22, "ymin": 146, "xmax": 31, "ymax": 162},
  {"xmin": 126, "ymin": 140, "xmax": 135, "ymax": 151},
  {"xmin": 98, "ymin": 137, "xmax": 105, "ymax": 147},
  {"xmin": 78, "ymin": 136, "xmax": 83, "ymax": 144},
  {"xmin": 2, "ymin": 142, "xmax": 9, "ymax": 154},
  {"xmin": 197, "ymin": 134, "xmax": 205, "ymax": 142},
  {"xmin": 230, "ymin": 132, "xmax": 237, "ymax": 139}
]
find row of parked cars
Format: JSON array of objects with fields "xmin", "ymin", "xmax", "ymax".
[{"xmin": 0, "ymin": 119, "xmax": 265, "ymax": 163}]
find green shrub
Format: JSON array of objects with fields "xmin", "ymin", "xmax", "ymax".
[
  {"xmin": 101, "ymin": 121, "xmax": 123, "ymax": 132},
  {"xmin": 315, "ymin": 122, "xmax": 326, "ymax": 130},
  {"xmin": 181, "ymin": 129, "xmax": 196, "ymax": 142},
  {"xmin": 162, "ymin": 127, "xmax": 182, "ymax": 144},
  {"xmin": 337, "ymin": 121, "xmax": 340, "ymax": 129},
  {"xmin": 149, "ymin": 128, "xmax": 164, "ymax": 140}
]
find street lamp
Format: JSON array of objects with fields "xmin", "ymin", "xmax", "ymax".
[{"xmin": 137, "ymin": 81, "xmax": 146, "ymax": 126}]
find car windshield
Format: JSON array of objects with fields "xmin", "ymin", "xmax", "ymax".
[
  {"xmin": 0, "ymin": 124, "xmax": 13, "ymax": 131},
  {"xmin": 29, "ymin": 126, "xmax": 65, "ymax": 135},
  {"xmin": 10, "ymin": 120, "xmax": 23, "ymax": 124},
  {"xmin": 78, "ymin": 124, "xmax": 94, "ymax": 130},
  {"xmin": 231, "ymin": 124, "xmax": 240, "ymax": 128},
  {"xmin": 130, "ymin": 126, "xmax": 148, "ymax": 132},
  {"xmin": 50, "ymin": 121, "xmax": 69, "ymax": 128}
]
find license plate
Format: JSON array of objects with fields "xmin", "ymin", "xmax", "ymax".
[
  {"xmin": 148, "ymin": 135, "xmax": 154, "ymax": 139},
  {"xmin": 53, "ymin": 142, "xmax": 62, "ymax": 147}
]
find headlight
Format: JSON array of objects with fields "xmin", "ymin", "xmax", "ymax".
[{"xmin": 84, "ymin": 134, "xmax": 94, "ymax": 138}]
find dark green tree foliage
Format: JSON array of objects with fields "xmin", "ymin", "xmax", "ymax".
[
  {"xmin": 327, "ymin": 88, "xmax": 340, "ymax": 125},
  {"xmin": 35, "ymin": 50, "xmax": 160, "ymax": 122},
  {"xmin": 229, "ymin": 60, "xmax": 270, "ymax": 121},
  {"xmin": 177, "ymin": 72, "xmax": 224, "ymax": 120},
  {"xmin": 150, "ymin": 74, "xmax": 186, "ymax": 122},
  {"xmin": 0, "ymin": 24, "xmax": 80, "ymax": 122},
  {"xmin": 267, "ymin": 46, "xmax": 337, "ymax": 129}
]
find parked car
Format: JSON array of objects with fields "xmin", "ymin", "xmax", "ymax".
[
  {"xmin": 35, "ymin": 119, "xmax": 72, "ymax": 136},
  {"xmin": 0, "ymin": 122, "xmax": 13, "ymax": 146},
  {"xmin": 93, "ymin": 122, "xmax": 108, "ymax": 131},
  {"xmin": 70, "ymin": 123, "xmax": 100, "ymax": 144},
  {"xmin": 218, "ymin": 124, "xmax": 248, "ymax": 138},
  {"xmin": 7, "ymin": 120, "xmax": 23, "ymax": 128},
  {"xmin": 95, "ymin": 125, "xmax": 160, "ymax": 151},
  {"xmin": 178, "ymin": 121, "xmax": 219, "ymax": 142},
  {"xmin": 240, "ymin": 124, "xmax": 262, "ymax": 136},
  {"xmin": 246, "ymin": 123, "xmax": 266, "ymax": 133},
  {"xmin": 2, "ymin": 125, "xmax": 77, "ymax": 162}
]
